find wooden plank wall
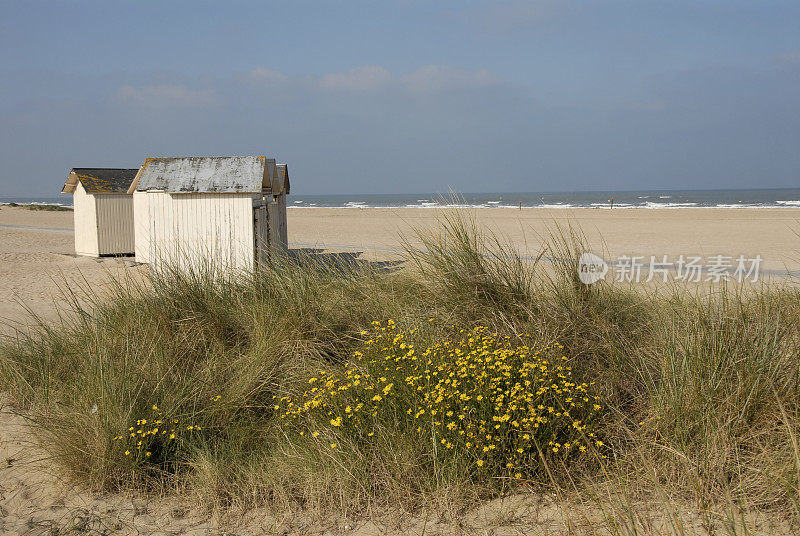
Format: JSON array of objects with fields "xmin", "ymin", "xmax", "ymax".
[
  {"xmin": 132, "ymin": 191, "xmax": 151, "ymax": 263},
  {"xmin": 145, "ymin": 192, "xmax": 255, "ymax": 272},
  {"xmin": 73, "ymin": 182, "xmax": 99, "ymax": 256},
  {"xmin": 254, "ymin": 203, "xmax": 270, "ymax": 267},
  {"xmin": 254, "ymin": 194, "xmax": 288, "ymax": 266},
  {"xmin": 96, "ymin": 194, "xmax": 135, "ymax": 255},
  {"xmin": 268, "ymin": 194, "xmax": 288, "ymax": 252}
]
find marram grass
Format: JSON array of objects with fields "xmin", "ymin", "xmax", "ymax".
[{"xmin": 0, "ymin": 213, "xmax": 799, "ymax": 533}]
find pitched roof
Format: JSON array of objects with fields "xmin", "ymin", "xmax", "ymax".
[
  {"xmin": 276, "ymin": 164, "xmax": 290, "ymax": 195},
  {"xmin": 62, "ymin": 168, "xmax": 140, "ymax": 194},
  {"xmin": 129, "ymin": 156, "xmax": 277, "ymax": 194}
]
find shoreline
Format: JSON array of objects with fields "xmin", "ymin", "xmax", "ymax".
[{"xmin": 4, "ymin": 199, "xmax": 800, "ymax": 210}]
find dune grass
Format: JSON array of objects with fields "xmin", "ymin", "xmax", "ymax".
[{"xmin": 1, "ymin": 212, "xmax": 799, "ymax": 533}]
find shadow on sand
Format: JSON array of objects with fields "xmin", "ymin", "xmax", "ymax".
[{"xmin": 285, "ymin": 248, "xmax": 405, "ymax": 273}]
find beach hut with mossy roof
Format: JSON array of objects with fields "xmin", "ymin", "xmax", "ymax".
[
  {"xmin": 128, "ymin": 156, "xmax": 289, "ymax": 272},
  {"xmin": 61, "ymin": 168, "xmax": 140, "ymax": 257}
]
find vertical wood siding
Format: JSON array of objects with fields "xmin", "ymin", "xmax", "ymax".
[
  {"xmin": 72, "ymin": 182, "xmax": 99, "ymax": 256},
  {"xmin": 132, "ymin": 191, "xmax": 151, "ymax": 263},
  {"xmin": 253, "ymin": 194, "xmax": 288, "ymax": 266},
  {"xmin": 95, "ymin": 194, "xmax": 135, "ymax": 255},
  {"xmin": 268, "ymin": 194, "xmax": 288, "ymax": 252},
  {"xmin": 254, "ymin": 203, "xmax": 269, "ymax": 267},
  {"xmin": 145, "ymin": 193, "xmax": 255, "ymax": 273}
]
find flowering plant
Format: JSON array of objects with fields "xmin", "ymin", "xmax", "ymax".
[{"xmin": 277, "ymin": 321, "xmax": 605, "ymax": 479}]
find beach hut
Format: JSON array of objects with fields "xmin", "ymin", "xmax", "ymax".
[
  {"xmin": 271, "ymin": 164, "xmax": 290, "ymax": 248},
  {"xmin": 61, "ymin": 168, "xmax": 139, "ymax": 257},
  {"xmin": 128, "ymin": 156, "xmax": 289, "ymax": 272}
]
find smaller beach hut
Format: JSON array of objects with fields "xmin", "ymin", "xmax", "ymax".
[
  {"xmin": 61, "ymin": 168, "xmax": 139, "ymax": 257},
  {"xmin": 128, "ymin": 156, "xmax": 289, "ymax": 272}
]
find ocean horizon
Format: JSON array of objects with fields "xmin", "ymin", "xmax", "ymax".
[{"xmin": 3, "ymin": 188, "xmax": 800, "ymax": 210}]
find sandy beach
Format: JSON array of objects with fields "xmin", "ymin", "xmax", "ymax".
[
  {"xmin": 2, "ymin": 205, "xmax": 799, "ymax": 334},
  {"xmin": 1, "ymin": 204, "xmax": 799, "ymax": 535},
  {"xmin": 289, "ymin": 206, "xmax": 800, "ymax": 274},
  {"xmin": 0, "ymin": 207, "xmax": 143, "ymax": 337}
]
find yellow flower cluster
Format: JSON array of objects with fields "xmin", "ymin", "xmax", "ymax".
[
  {"xmin": 113, "ymin": 403, "xmax": 204, "ymax": 459},
  {"xmin": 277, "ymin": 322, "xmax": 605, "ymax": 477}
]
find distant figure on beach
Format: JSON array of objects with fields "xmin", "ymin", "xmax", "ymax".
[
  {"xmin": 519, "ymin": 200, "xmax": 522, "ymax": 210},
  {"xmin": 609, "ymin": 196, "xmax": 614, "ymax": 209}
]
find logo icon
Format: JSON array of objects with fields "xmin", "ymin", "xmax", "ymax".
[{"xmin": 578, "ymin": 252, "xmax": 608, "ymax": 285}]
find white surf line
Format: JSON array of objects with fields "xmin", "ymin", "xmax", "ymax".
[{"xmin": 0, "ymin": 223, "xmax": 73, "ymax": 233}]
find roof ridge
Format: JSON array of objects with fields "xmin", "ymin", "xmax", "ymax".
[
  {"xmin": 134, "ymin": 156, "xmax": 276, "ymax": 194},
  {"xmin": 72, "ymin": 167, "xmax": 140, "ymax": 171}
]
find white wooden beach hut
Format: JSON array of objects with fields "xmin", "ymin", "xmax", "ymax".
[
  {"xmin": 128, "ymin": 156, "xmax": 289, "ymax": 272},
  {"xmin": 61, "ymin": 168, "xmax": 139, "ymax": 257}
]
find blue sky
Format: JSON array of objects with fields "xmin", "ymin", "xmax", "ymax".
[{"xmin": 1, "ymin": 0, "xmax": 798, "ymax": 196}]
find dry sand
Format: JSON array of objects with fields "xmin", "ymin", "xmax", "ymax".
[
  {"xmin": 288, "ymin": 206, "xmax": 800, "ymax": 275},
  {"xmin": 1, "ymin": 204, "xmax": 799, "ymax": 535},
  {"xmin": 0, "ymin": 207, "xmax": 145, "ymax": 338},
  {"xmin": 2, "ymin": 205, "xmax": 799, "ymax": 333}
]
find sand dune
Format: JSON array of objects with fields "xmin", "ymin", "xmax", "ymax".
[{"xmin": 1, "ymin": 204, "xmax": 799, "ymax": 534}]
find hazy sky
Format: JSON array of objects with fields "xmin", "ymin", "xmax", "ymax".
[{"xmin": 1, "ymin": 0, "xmax": 799, "ymax": 196}]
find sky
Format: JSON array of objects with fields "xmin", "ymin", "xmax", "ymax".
[{"xmin": 1, "ymin": 0, "xmax": 799, "ymax": 197}]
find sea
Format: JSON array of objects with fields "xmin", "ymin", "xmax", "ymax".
[{"xmin": 3, "ymin": 188, "xmax": 800, "ymax": 210}]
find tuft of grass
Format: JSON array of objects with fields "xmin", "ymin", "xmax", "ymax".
[
  {"xmin": 405, "ymin": 210, "xmax": 540, "ymax": 329},
  {"xmin": 1, "ymin": 210, "xmax": 799, "ymax": 531}
]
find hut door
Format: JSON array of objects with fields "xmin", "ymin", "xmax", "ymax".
[{"xmin": 253, "ymin": 203, "xmax": 270, "ymax": 267}]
